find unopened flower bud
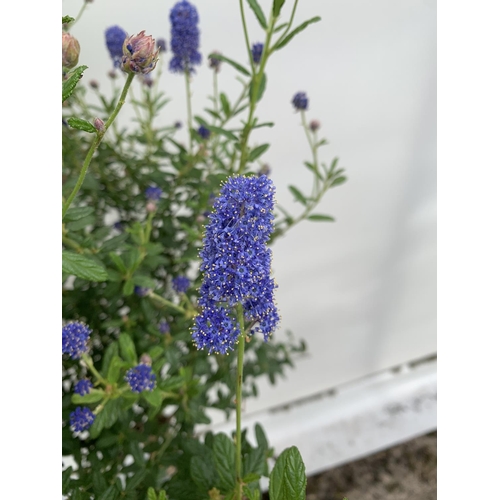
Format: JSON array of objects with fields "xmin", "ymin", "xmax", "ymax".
[
  {"xmin": 108, "ymin": 69, "xmax": 117, "ymax": 79},
  {"xmin": 121, "ymin": 31, "xmax": 159, "ymax": 75},
  {"xmin": 309, "ymin": 120, "xmax": 321, "ymax": 132},
  {"xmin": 146, "ymin": 201, "xmax": 157, "ymax": 213},
  {"xmin": 259, "ymin": 164, "xmax": 271, "ymax": 176},
  {"xmin": 140, "ymin": 353, "xmax": 152, "ymax": 365},
  {"xmin": 93, "ymin": 118, "xmax": 105, "ymax": 133},
  {"xmin": 209, "ymin": 51, "xmax": 222, "ymax": 72},
  {"xmin": 62, "ymin": 32, "xmax": 80, "ymax": 69},
  {"xmin": 89, "ymin": 80, "xmax": 99, "ymax": 89},
  {"xmin": 156, "ymin": 38, "xmax": 167, "ymax": 52}
]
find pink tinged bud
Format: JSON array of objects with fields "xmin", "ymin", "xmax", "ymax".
[
  {"xmin": 62, "ymin": 32, "xmax": 80, "ymax": 69},
  {"xmin": 93, "ymin": 118, "xmax": 105, "ymax": 132},
  {"xmin": 309, "ymin": 120, "xmax": 321, "ymax": 132},
  {"xmin": 146, "ymin": 201, "xmax": 157, "ymax": 213},
  {"xmin": 89, "ymin": 80, "xmax": 99, "ymax": 89},
  {"xmin": 121, "ymin": 31, "xmax": 159, "ymax": 75},
  {"xmin": 108, "ymin": 70, "xmax": 117, "ymax": 79}
]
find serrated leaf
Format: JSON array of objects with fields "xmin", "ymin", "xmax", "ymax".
[
  {"xmin": 288, "ymin": 186, "xmax": 308, "ymax": 205},
  {"xmin": 118, "ymin": 333, "xmax": 137, "ymax": 363},
  {"xmin": 307, "ymin": 214, "xmax": 335, "ymax": 222},
  {"xmin": 269, "ymin": 446, "xmax": 307, "ymax": 500},
  {"xmin": 71, "ymin": 389, "xmax": 105, "ymax": 405},
  {"xmin": 107, "ymin": 355, "xmax": 125, "ymax": 384},
  {"xmin": 220, "ymin": 93, "xmax": 231, "ymax": 118},
  {"xmin": 190, "ymin": 455, "xmax": 217, "ymax": 491},
  {"xmin": 108, "ymin": 252, "xmax": 127, "ymax": 273},
  {"xmin": 273, "ymin": 0, "xmax": 286, "ymax": 17},
  {"xmin": 62, "ymin": 65, "xmax": 88, "ymax": 102},
  {"xmin": 242, "ymin": 473, "xmax": 261, "ymax": 484},
  {"xmin": 243, "ymin": 447, "xmax": 266, "ymax": 477},
  {"xmin": 213, "ymin": 433, "xmax": 236, "ymax": 493},
  {"xmin": 246, "ymin": 0, "xmax": 267, "ymax": 29},
  {"xmin": 62, "ymin": 251, "xmax": 108, "ymax": 282},
  {"xmin": 100, "ymin": 233, "xmax": 129, "ymax": 253},
  {"xmin": 62, "ymin": 15, "xmax": 75, "ymax": 24},
  {"xmin": 275, "ymin": 17, "xmax": 321, "ymax": 50},
  {"xmin": 67, "ymin": 117, "xmax": 97, "ymax": 134},
  {"xmin": 147, "ymin": 487, "xmax": 157, "ymax": 500},
  {"xmin": 64, "ymin": 206, "xmax": 94, "ymax": 222},
  {"xmin": 125, "ymin": 469, "xmax": 147, "ymax": 491},
  {"xmin": 99, "ymin": 484, "xmax": 118, "ymax": 500},
  {"xmin": 65, "ymin": 214, "xmax": 95, "ymax": 231},
  {"xmin": 255, "ymin": 423, "xmax": 269, "ymax": 451},
  {"xmin": 248, "ymin": 144, "xmax": 270, "ymax": 162},
  {"xmin": 208, "ymin": 53, "xmax": 251, "ymax": 76}
]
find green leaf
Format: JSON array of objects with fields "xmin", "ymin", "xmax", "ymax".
[
  {"xmin": 328, "ymin": 157, "xmax": 339, "ymax": 174},
  {"xmin": 304, "ymin": 161, "xmax": 322, "ymax": 180},
  {"xmin": 125, "ymin": 469, "xmax": 147, "ymax": 491},
  {"xmin": 250, "ymin": 73, "xmax": 267, "ymax": 102},
  {"xmin": 62, "ymin": 15, "xmax": 75, "ymax": 24},
  {"xmin": 107, "ymin": 355, "xmax": 125, "ymax": 384},
  {"xmin": 118, "ymin": 333, "xmax": 137, "ymax": 363},
  {"xmin": 255, "ymin": 423, "xmax": 269, "ymax": 451},
  {"xmin": 142, "ymin": 387, "xmax": 162, "ymax": 408},
  {"xmin": 246, "ymin": 0, "xmax": 267, "ymax": 29},
  {"xmin": 65, "ymin": 214, "xmax": 95, "ymax": 231},
  {"xmin": 208, "ymin": 52, "xmax": 251, "ymax": 76},
  {"xmin": 269, "ymin": 446, "xmax": 307, "ymax": 500},
  {"xmin": 190, "ymin": 455, "xmax": 216, "ymax": 492},
  {"xmin": 99, "ymin": 484, "xmax": 118, "ymax": 500},
  {"xmin": 109, "ymin": 252, "xmax": 127, "ymax": 273},
  {"xmin": 242, "ymin": 473, "xmax": 261, "ymax": 484},
  {"xmin": 62, "ymin": 65, "xmax": 88, "ymax": 103},
  {"xmin": 62, "ymin": 467, "xmax": 73, "ymax": 494},
  {"xmin": 62, "ymin": 251, "xmax": 108, "ymax": 282},
  {"xmin": 220, "ymin": 93, "xmax": 231, "ymax": 118},
  {"xmin": 307, "ymin": 214, "xmax": 335, "ymax": 222},
  {"xmin": 273, "ymin": 0, "xmax": 286, "ymax": 18},
  {"xmin": 71, "ymin": 389, "xmax": 106, "ymax": 405},
  {"xmin": 248, "ymin": 144, "xmax": 270, "ymax": 162},
  {"xmin": 67, "ymin": 117, "xmax": 97, "ymax": 134},
  {"xmin": 275, "ymin": 17, "xmax": 322, "ymax": 50},
  {"xmin": 288, "ymin": 186, "xmax": 308, "ymax": 205},
  {"xmin": 158, "ymin": 491, "xmax": 167, "ymax": 500},
  {"xmin": 100, "ymin": 233, "xmax": 129, "ymax": 253},
  {"xmin": 243, "ymin": 447, "xmax": 266, "ymax": 477},
  {"xmin": 213, "ymin": 433, "xmax": 237, "ymax": 493},
  {"xmin": 147, "ymin": 488, "xmax": 157, "ymax": 500},
  {"xmin": 252, "ymin": 121, "xmax": 274, "ymax": 129},
  {"xmin": 330, "ymin": 175, "xmax": 347, "ymax": 187},
  {"xmin": 64, "ymin": 206, "xmax": 94, "ymax": 222},
  {"xmin": 123, "ymin": 279, "xmax": 134, "ymax": 296}
]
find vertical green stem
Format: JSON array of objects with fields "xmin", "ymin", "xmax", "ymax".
[
  {"xmin": 300, "ymin": 109, "xmax": 319, "ymax": 196},
  {"xmin": 235, "ymin": 303, "xmax": 246, "ymax": 500},
  {"xmin": 184, "ymin": 68, "xmax": 193, "ymax": 154},
  {"xmin": 62, "ymin": 73, "xmax": 135, "ymax": 218}
]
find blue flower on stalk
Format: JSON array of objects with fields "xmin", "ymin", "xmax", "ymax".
[
  {"xmin": 125, "ymin": 364, "xmax": 156, "ymax": 393},
  {"xmin": 62, "ymin": 322, "xmax": 92, "ymax": 359},
  {"xmin": 251, "ymin": 42, "xmax": 263, "ymax": 64},
  {"xmin": 169, "ymin": 0, "xmax": 202, "ymax": 73},
  {"xmin": 158, "ymin": 320, "xmax": 170, "ymax": 334},
  {"xmin": 74, "ymin": 379, "xmax": 93, "ymax": 396},
  {"xmin": 145, "ymin": 186, "xmax": 163, "ymax": 201},
  {"xmin": 105, "ymin": 25, "xmax": 127, "ymax": 67},
  {"xmin": 292, "ymin": 92, "xmax": 308, "ymax": 111},
  {"xmin": 198, "ymin": 125, "xmax": 211, "ymax": 139},
  {"xmin": 70, "ymin": 407, "xmax": 95, "ymax": 432},
  {"xmin": 192, "ymin": 175, "xmax": 279, "ymax": 354},
  {"xmin": 172, "ymin": 275, "xmax": 190, "ymax": 293}
]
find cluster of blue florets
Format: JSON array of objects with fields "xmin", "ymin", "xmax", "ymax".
[
  {"xmin": 169, "ymin": 0, "xmax": 202, "ymax": 73},
  {"xmin": 105, "ymin": 25, "xmax": 127, "ymax": 67},
  {"xmin": 134, "ymin": 286, "xmax": 151, "ymax": 297},
  {"xmin": 125, "ymin": 364, "xmax": 156, "ymax": 393},
  {"xmin": 70, "ymin": 407, "xmax": 95, "ymax": 432},
  {"xmin": 198, "ymin": 125, "xmax": 211, "ymax": 139},
  {"xmin": 156, "ymin": 38, "xmax": 167, "ymax": 52},
  {"xmin": 172, "ymin": 275, "xmax": 191, "ymax": 293},
  {"xmin": 292, "ymin": 92, "xmax": 308, "ymax": 111},
  {"xmin": 62, "ymin": 321, "xmax": 92, "ymax": 359},
  {"xmin": 145, "ymin": 185, "xmax": 163, "ymax": 201},
  {"xmin": 251, "ymin": 43, "xmax": 263, "ymax": 64},
  {"xmin": 192, "ymin": 175, "xmax": 279, "ymax": 354},
  {"xmin": 74, "ymin": 379, "xmax": 93, "ymax": 396}
]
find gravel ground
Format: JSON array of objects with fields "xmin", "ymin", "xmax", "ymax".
[{"xmin": 304, "ymin": 432, "xmax": 437, "ymax": 500}]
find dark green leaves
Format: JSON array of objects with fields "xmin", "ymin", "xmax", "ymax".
[
  {"xmin": 213, "ymin": 433, "xmax": 236, "ymax": 493},
  {"xmin": 220, "ymin": 92, "xmax": 231, "ymax": 118},
  {"xmin": 208, "ymin": 52, "xmax": 251, "ymax": 76},
  {"xmin": 67, "ymin": 117, "xmax": 97, "ymax": 134},
  {"xmin": 248, "ymin": 144, "xmax": 270, "ymax": 162},
  {"xmin": 190, "ymin": 455, "xmax": 217, "ymax": 492},
  {"xmin": 307, "ymin": 214, "xmax": 335, "ymax": 222},
  {"xmin": 62, "ymin": 16, "xmax": 75, "ymax": 24},
  {"xmin": 71, "ymin": 389, "xmax": 105, "ymax": 405},
  {"xmin": 246, "ymin": 0, "xmax": 267, "ymax": 29},
  {"xmin": 62, "ymin": 251, "xmax": 108, "ymax": 282},
  {"xmin": 273, "ymin": 0, "xmax": 286, "ymax": 18},
  {"xmin": 64, "ymin": 206, "xmax": 94, "ymax": 222},
  {"xmin": 118, "ymin": 333, "xmax": 137, "ymax": 363},
  {"xmin": 269, "ymin": 446, "xmax": 307, "ymax": 500},
  {"xmin": 288, "ymin": 186, "xmax": 308, "ymax": 205},
  {"xmin": 275, "ymin": 17, "xmax": 322, "ymax": 50},
  {"xmin": 62, "ymin": 65, "xmax": 88, "ymax": 103}
]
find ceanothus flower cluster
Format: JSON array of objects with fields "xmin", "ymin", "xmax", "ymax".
[
  {"xmin": 105, "ymin": 25, "xmax": 127, "ymax": 67},
  {"xmin": 70, "ymin": 407, "xmax": 95, "ymax": 432},
  {"xmin": 169, "ymin": 0, "xmax": 202, "ymax": 73},
  {"xmin": 125, "ymin": 364, "xmax": 156, "ymax": 393},
  {"xmin": 192, "ymin": 175, "xmax": 279, "ymax": 354},
  {"xmin": 62, "ymin": 321, "xmax": 91, "ymax": 359}
]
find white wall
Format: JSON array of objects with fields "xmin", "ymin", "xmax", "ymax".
[{"xmin": 64, "ymin": 0, "xmax": 436, "ymax": 414}]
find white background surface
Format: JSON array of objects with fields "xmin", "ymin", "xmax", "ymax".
[{"xmin": 64, "ymin": 0, "xmax": 436, "ymax": 413}]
